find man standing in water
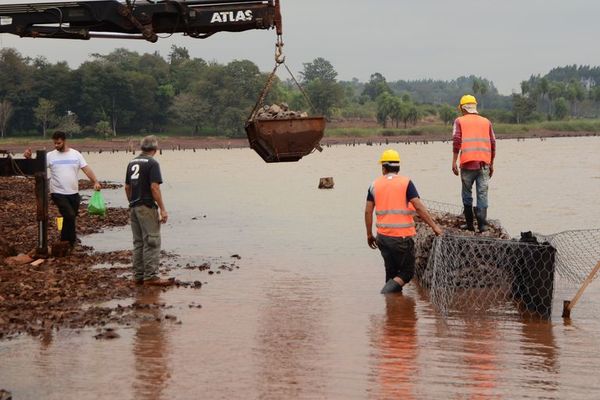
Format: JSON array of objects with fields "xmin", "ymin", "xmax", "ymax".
[
  {"xmin": 26, "ymin": 131, "xmax": 102, "ymax": 250},
  {"xmin": 125, "ymin": 135, "xmax": 172, "ymax": 286},
  {"xmin": 365, "ymin": 149, "xmax": 443, "ymax": 293},
  {"xmin": 451, "ymin": 95, "xmax": 496, "ymax": 232}
]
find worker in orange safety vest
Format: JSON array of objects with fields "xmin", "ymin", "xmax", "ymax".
[
  {"xmin": 365, "ymin": 149, "xmax": 443, "ymax": 294},
  {"xmin": 451, "ymin": 95, "xmax": 496, "ymax": 232}
]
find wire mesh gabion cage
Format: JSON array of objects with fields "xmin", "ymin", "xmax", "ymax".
[{"xmin": 413, "ymin": 201, "xmax": 599, "ymax": 320}]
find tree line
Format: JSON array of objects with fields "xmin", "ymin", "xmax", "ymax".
[{"xmin": 0, "ymin": 46, "xmax": 599, "ymax": 139}]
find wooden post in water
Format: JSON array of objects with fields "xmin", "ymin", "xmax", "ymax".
[{"xmin": 562, "ymin": 260, "xmax": 600, "ymax": 318}]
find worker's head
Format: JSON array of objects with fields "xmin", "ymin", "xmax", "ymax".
[
  {"xmin": 140, "ymin": 135, "xmax": 159, "ymax": 154},
  {"xmin": 459, "ymin": 94, "xmax": 478, "ymax": 115},
  {"xmin": 379, "ymin": 149, "xmax": 400, "ymax": 174},
  {"xmin": 51, "ymin": 131, "xmax": 67, "ymax": 152}
]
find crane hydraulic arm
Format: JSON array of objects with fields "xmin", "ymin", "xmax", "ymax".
[{"xmin": 0, "ymin": 0, "xmax": 282, "ymax": 42}]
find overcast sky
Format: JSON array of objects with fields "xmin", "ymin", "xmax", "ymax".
[{"xmin": 1, "ymin": 0, "xmax": 599, "ymax": 94}]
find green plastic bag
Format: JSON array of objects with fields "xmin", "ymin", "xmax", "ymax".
[{"xmin": 88, "ymin": 191, "xmax": 107, "ymax": 217}]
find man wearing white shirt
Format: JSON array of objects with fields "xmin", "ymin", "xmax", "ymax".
[{"xmin": 46, "ymin": 131, "xmax": 101, "ymax": 248}]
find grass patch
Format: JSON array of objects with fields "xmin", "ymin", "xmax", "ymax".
[{"xmin": 325, "ymin": 124, "xmax": 452, "ymax": 137}]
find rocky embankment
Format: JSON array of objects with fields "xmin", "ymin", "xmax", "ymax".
[{"xmin": 0, "ymin": 177, "xmax": 236, "ymax": 339}]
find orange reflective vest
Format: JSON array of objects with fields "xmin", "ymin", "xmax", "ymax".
[
  {"xmin": 372, "ymin": 174, "xmax": 417, "ymax": 237},
  {"xmin": 458, "ymin": 114, "xmax": 492, "ymax": 165}
]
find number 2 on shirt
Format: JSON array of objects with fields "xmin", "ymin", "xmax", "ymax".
[{"xmin": 130, "ymin": 164, "xmax": 140, "ymax": 180}]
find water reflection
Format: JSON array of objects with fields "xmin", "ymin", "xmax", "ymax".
[
  {"xmin": 520, "ymin": 319, "xmax": 558, "ymax": 394},
  {"xmin": 132, "ymin": 287, "xmax": 171, "ymax": 400},
  {"xmin": 369, "ymin": 294, "xmax": 418, "ymax": 399},
  {"xmin": 460, "ymin": 319, "xmax": 501, "ymax": 399},
  {"xmin": 255, "ymin": 278, "xmax": 329, "ymax": 399}
]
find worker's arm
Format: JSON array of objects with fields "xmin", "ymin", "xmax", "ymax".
[
  {"xmin": 81, "ymin": 165, "xmax": 101, "ymax": 191},
  {"xmin": 452, "ymin": 152, "xmax": 459, "ymax": 176},
  {"xmin": 364, "ymin": 200, "xmax": 377, "ymax": 249},
  {"xmin": 410, "ymin": 198, "xmax": 443, "ymax": 236},
  {"xmin": 151, "ymin": 182, "xmax": 168, "ymax": 223},
  {"xmin": 452, "ymin": 119, "xmax": 461, "ymax": 176},
  {"xmin": 489, "ymin": 123, "xmax": 496, "ymax": 178},
  {"xmin": 124, "ymin": 184, "xmax": 131, "ymax": 202}
]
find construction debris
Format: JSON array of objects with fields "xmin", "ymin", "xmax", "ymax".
[
  {"xmin": 318, "ymin": 177, "xmax": 334, "ymax": 189},
  {"xmin": 414, "ymin": 211, "xmax": 509, "ymax": 285},
  {"xmin": 255, "ymin": 103, "xmax": 309, "ymax": 120},
  {"xmin": 1, "ymin": 176, "xmax": 243, "ymax": 339},
  {"xmin": 0, "ymin": 389, "xmax": 12, "ymax": 400}
]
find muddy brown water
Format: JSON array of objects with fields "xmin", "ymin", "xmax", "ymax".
[{"xmin": 1, "ymin": 137, "xmax": 600, "ymax": 399}]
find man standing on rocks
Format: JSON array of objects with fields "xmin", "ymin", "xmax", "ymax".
[
  {"xmin": 365, "ymin": 149, "xmax": 443, "ymax": 294},
  {"xmin": 34, "ymin": 131, "xmax": 102, "ymax": 250},
  {"xmin": 451, "ymin": 95, "xmax": 496, "ymax": 232},
  {"xmin": 125, "ymin": 135, "xmax": 172, "ymax": 286}
]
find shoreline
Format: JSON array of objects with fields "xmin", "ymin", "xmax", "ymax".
[{"xmin": 0, "ymin": 130, "xmax": 598, "ymax": 153}]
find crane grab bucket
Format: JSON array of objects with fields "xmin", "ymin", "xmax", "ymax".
[{"xmin": 245, "ymin": 117, "xmax": 325, "ymax": 163}]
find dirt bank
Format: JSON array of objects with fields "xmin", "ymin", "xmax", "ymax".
[
  {"xmin": 0, "ymin": 177, "xmax": 235, "ymax": 339},
  {"xmin": 0, "ymin": 130, "xmax": 597, "ymax": 154}
]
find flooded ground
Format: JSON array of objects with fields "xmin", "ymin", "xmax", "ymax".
[{"xmin": 1, "ymin": 136, "xmax": 599, "ymax": 399}]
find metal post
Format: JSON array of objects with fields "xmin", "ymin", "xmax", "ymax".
[
  {"xmin": 562, "ymin": 260, "xmax": 600, "ymax": 319},
  {"xmin": 34, "ymin": 150, "xmax": 48, "ymax": 257}
]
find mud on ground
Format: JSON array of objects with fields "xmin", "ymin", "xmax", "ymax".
[{"xmin": 0, "ymin": 177, "xmax": 236, "ymax": 340}]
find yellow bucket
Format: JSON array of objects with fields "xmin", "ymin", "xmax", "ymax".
[{"xmin": 56, "ymin": 217, "xmax": 63, "ymax": 231}]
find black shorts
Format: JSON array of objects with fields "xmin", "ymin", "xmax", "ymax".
[{"xmin": 376, "ymin": 234, "xmax": 415, "ymax": 284}]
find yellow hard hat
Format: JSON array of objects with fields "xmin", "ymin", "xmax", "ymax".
[
  {"xmin": 379, "ymin": 149, "xmax": 401, "ymax": 164},
  {"xmin": 459, "ymin": 94, "xmax": 477, "ymax": 106}
]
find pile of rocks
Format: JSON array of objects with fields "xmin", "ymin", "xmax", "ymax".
[
  {"xmin": 413, "ymin": 211, "xmax": 510, "ymax": 288},
  {"xmin": 255, "ymin": 103, "xmax": 308, "ymax": 120}
]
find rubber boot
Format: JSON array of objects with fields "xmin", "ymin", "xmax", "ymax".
[
  {"xmin": 380, "ymin": 279, "xmax": 403, "ymax": 294},
  {"xmin": 476, "ymin": 207, "xmax": 488, "ymax": 232},
  {"xmin": 460, "ymin": 205, "xmax": 475, "ymax": 231}
]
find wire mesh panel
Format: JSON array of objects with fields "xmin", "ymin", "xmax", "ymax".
[
  {"xmin": 423, "ymin": 234, "xmax": 556, "ymax": 319},
  {"xmin": 538, "ymin": 229, "xmax": 600, "ymax": 286},
  {"xmin": 414, "ymin": 201, "xmax": 560, "ymax": 319},
  {"xmin": 414, "ymin": 201, "xmax": 599, "ymax": 319}
]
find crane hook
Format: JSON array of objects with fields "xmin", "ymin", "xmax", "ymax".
[{"xmin": 275, "ymin": 34, "xmax": 285, "ymax": 64}]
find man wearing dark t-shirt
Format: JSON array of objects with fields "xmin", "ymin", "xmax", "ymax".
[{"xmin": 125, "ymin": 135, "xmax": 172, "ymax": 286}]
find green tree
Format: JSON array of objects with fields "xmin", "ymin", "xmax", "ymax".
[
  {"xmin": 362, "ymin": 72, "xmax": 391, "ymax": 101},
  {"xmin": 472, "ymin": 78, "xmax": 488, "ymax": 109},
  {"xmin": 170, "ymin": 58, "xmax": 207, "ymax": 94},
  {"xmin": 305, "ymin": 79, "xmax": 345, "ymax": 118},
  {"xmin": 389, "ymin": 96, "xmax": 407, "ymax": 128},
  {"xmin": 33, "ymin": 98, "xmax": 57, "ymax": 138},
  {"xmin": 300, "ymin": 57, "xmax": 338, "ymax": 83},
  {"xmin": 438, "ymin": 104, "xmax": 458, "ymax": 125},
  {"xmin": 0, "ymin": 99, "xmax": 13, "ymax": 138},
  {"xmin": 395, "ymin": 101, "xmax": 418, "ymax": 128},
  {"xmin": 76, "ymin": 60, "xmax": 134, "ymax": 135},
  {"xmin": 512, "ymin": 94, "xmax": 536, "ymax": 124},
  {"xmin": 553, "ymin": 97, "xmax": 569, "ymax": 120},
  {"xmin": 548, "ymin": 82, "xmax": 565, "ymax": 115},
  {"xmin": 56, "ymin": 111, "xmax": 81, "ymax": 136},
  {"xmin": 0, "ymin": 48, "xmax": 35, "ymax": 133},
  {"xmin": 566, "ymin": 80, "xmax": 585, "ymax": 116},
  {"xmin": 168, "ymin": 45, "xmax": 190, "ymax": 66},
  {"xmin": 170, "ymin": 93, "xmax": 209, "ymax": 135},
  {"xmin": 95, "ymin": 120, "xmax": 112, "ymax": 137},
  {"xmin": 298, "ymin": 58, "xmax": 344, "ymax": 118},
  {"xmin": 31, "ymin": 58, "xmax": 74, "ymax": 121},
  {"xmin": 539, "ymin": 77, "xmax": 550, "ymax": 114},
  {"xmin": 376, "ymin": 92, "xmax": 395, "ymax": 128}
]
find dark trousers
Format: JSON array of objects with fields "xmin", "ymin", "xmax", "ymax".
[
  {"xmin": 376, "ymin": 234, "xmax": 416, "ymax": 284},
  {"xmin": 51, "ymin": 193, "xmax": 81, "ymax": 246}
]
